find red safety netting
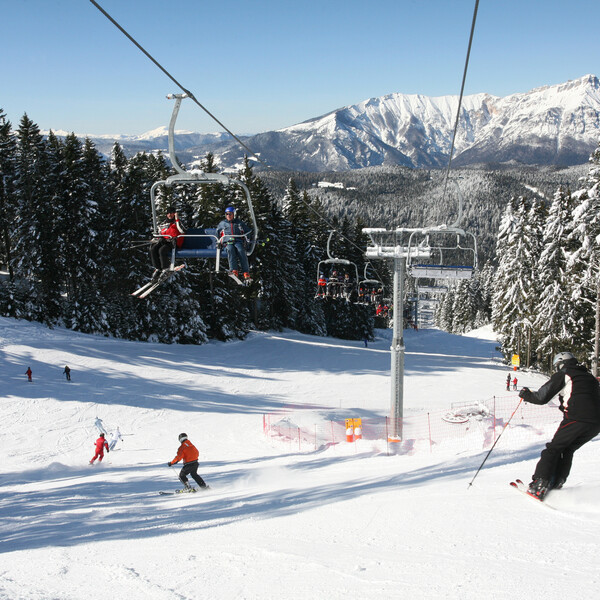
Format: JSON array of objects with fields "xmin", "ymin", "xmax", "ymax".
[{"xmin": 263, "ymin": 395, "xmax": 562, "ymax": 454}]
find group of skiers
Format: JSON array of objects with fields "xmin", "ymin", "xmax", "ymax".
[
  {"xmin": 505, "ymin": 373, "xmax": 518, "ymax": 391},
  {"xmin": 88, "ymin": 428, "xmax": 209, "ymax": 492},
  {"xmin": 84, "ymin": 349, "xmax": 600, "ymax": 499},
  {"xmin": 316, "ymin": 271, "xmax": 354, "ymax": 299},
  {"xmin": 24, "ymin": 365, "xmax": 71, "ymax": 383},
  {"xmin": 148, "ymin": 205, "xmax": 253, "ymax": 285}
]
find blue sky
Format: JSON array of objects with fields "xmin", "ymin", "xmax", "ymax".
[{"xmin": 2, "ymin": 0, "xmax": 598, "ymax": 136}]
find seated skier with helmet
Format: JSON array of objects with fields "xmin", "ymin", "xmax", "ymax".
[
  {"xmin": 216, "ymin": 206, "xmax": 252, "ymax": 282},
  {"xmin": 519, "ymin": 351, "xmax": 600, "ymax": 500},
  {"xmin": 168, "ymin": 433, "xmax": 209, "ymax": 492}
]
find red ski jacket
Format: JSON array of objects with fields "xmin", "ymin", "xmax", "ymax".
[
  {"xmin": 160, "ymin": 220, "xmax": 185, "ymax": 248},
  {"xmin": 170, "ymin": 439, "xmax": 199, "ymax": 465},
  {"xmin": 95, "ymin": 437, "xmax": 109, "ymax": 453}
]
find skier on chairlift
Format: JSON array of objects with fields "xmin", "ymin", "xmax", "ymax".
[
  {"xmin": 216, "ymin": 206, "xmax": 252, "ymax": 282},
  {"xmin": 149, "ymin": 206, "xmax": 186, "ymax": 282}
]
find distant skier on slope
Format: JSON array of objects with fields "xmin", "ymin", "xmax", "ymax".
[
  {"xmin": 26, "ymin": 367, "xmax": 32, "ymax": 382},
  {"xmin": 519, "ymin": 351, "xmax": 600, "ymax": 500},
  {"xmin": 108, "ymin": 428, "xmax": 122, "ymax": 451},
  {"xmin": 167, "ymin": 433, "xmax": 208, "ymax": 491},
  {"xmin": 90, "ymin": 433, "xmax": 109, "ymax": 464}
]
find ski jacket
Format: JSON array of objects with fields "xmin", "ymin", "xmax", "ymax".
[
  {"xmin": 159, "ymin": 218, "xmax": 186, "ymax": 248},
  {"xmin": 170, "ymin": 439, "xmax": 199, "ymax": 465},
  {"xmin": 216, "ymin": 218, "xmax": 251, "ymax": 245},
  {"xmin": 95, "ymin": 437, "xmax": 109, "ymax": 453},
  {"xmin": 520, "ymin": 364, "xmax": 600, "ymax": 423}
]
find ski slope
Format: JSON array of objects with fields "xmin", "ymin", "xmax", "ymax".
[{"xmin": 1, "ymin": 316, "xmax": 600, "ymax": 600}]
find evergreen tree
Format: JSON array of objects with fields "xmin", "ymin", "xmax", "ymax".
[
  {"xmin": 12, "ymin": 115, "xmax": 59, "ymax": 321},
  {"xmin": 534, "ymin": 186, "xmax": 577, "ymax": 365},
  {"xmin": 0, "ymin": 109, "xmax": 17, "ymax": 280},
  {"xmin": 567, "ymin": 143, "xmax": 600, "ymax": 361},
  {"xmin": 239, "ymin": 158, "xmax": 300, "ymax": 331}
]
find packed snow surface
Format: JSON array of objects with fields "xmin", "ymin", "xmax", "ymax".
[{"xmin": 1, "ymin": 317, "xmax": 600, "ymax": 599}]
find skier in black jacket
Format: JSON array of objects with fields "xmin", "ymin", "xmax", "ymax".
[{"xmin": 519, "ymin": 351, "xmax": 600, "ymax": 500}]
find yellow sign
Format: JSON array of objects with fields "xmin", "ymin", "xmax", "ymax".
[{"xmin": 511, "ymin": 354, "xmax": 520, "ymax": 367}]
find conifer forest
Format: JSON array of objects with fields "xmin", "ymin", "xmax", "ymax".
[{"xmin": 1, "ymin": 108, "xmax": 599, "ymax": 373}]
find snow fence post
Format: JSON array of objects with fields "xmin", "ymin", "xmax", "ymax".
[{"xmin": 427, "ymin": 413, "xmax": 432, "ymax": 453}]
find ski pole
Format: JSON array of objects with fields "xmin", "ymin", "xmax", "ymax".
[{"xmin": 467, "ymin": 398, "xmax": 522, "ymax": 489}]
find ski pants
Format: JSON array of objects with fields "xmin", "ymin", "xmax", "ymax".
[
  {"xmin": 178, "ymin": 460, "xmax": 207, "ymax": 488},
  {"xmin": 150, "ymin": 239, "xmax": 174, "ymax": 270},
  {"xmin": 533, "ymin": 418, "xmax": 600, "ymax": 483},
  {"xmin": 223, "ymin": 242, "xmax": 249, "ymax": 274},
  {"xmin": 90, "ymin": 450, "xmax": 105, "ymax": 463}
]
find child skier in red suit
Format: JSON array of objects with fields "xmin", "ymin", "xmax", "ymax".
[{"xmin": 90, "ymin": 433, "xmax": 109, "ymax": 464}]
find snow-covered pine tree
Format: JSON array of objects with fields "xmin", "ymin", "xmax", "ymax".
[
  {"xmin": 11, "ymin": 115, "xmax": 60, "ymax": 322},
  {"xmin": 0, "ymin": 109, "xmax": 16, "ymax": 280},
  {"xmin": 239, "ymin": 158, "xmax": 300, "ymax": 331},
  {"xmin": 283, "ymin": 180, "xmax": 326, "ymax": 335},
  {"xmin": 567, "ymin": 142, "xmax": 600, "ymax": 363},
  {"xmin": 491, "ymin": 195, "xmax": 545, "ymax": 360},
  {"xmin": 534, "ymin": 185, "xmax": 578, "ymax": 366}
]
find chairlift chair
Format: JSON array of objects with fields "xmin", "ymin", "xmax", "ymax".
[
  {"xmin": 315, "ymin": 231, "xmax": 360, "ymax": 300},
  {"xmin": 358, "ymin": 262, "xmax": 385, "ymax": 305},
  {"xmin": 149, "ymin": 94, "xmax": 259, "ymax": 276}
]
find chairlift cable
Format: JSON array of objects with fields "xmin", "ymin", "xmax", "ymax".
[
  {"xmin": 441, "ymin": 0, "xmax": 480, "ymax": 203},
  {"xmin": 89, "ymin": 0, "xmax": 269, "ymax": 170},
  {"xmin": 89, "ymin": 0, "xmax": 383, "ymax": 281}
]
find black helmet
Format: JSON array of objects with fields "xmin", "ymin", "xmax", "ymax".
[
  {"xmin": 552, "ymin": 352, "xmax": 577, "ymax": 371},
  {"xmin": 166, "ymin": 206, "xmax": 177, "ymax": 214},
  {"xmin": 178, "ymin": 433, "xmax": 188, "ymax": 443}
]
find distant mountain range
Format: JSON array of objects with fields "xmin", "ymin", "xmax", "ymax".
[{"xmin": 55, "ymin": 74, "xmax": 600, "ymax": 172}]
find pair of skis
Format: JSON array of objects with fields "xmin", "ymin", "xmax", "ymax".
[
  {"xmin": 158, "ymin": 485, "xmax": 210, "ymax": 496},
  {"xmin": 131, "ymin": 264, "xmax": 185, "ymax": 298},
  {"xmin": 510, "ymin": 479, "xmax": 555, "ymax": 507}
]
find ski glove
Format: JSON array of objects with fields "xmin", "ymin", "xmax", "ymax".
[
  {"xmin": 167, "ymin": 462, "xmax": 172, "ymax": 467},
  {"xmin": 519, "ymin": 387, "xmax": 531, "ymax": 401}
]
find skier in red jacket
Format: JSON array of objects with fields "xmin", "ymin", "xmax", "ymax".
[
  {"xmin": 90, "ymin": 433, "xmax": 109, "ymax": 464},
  {"xmin": 168, "ymin": 433, "xmax": 208, "ymax": 491},
  {"xmin": 148, "ymin": 206, "xmax": 186, "ymax": 282}
]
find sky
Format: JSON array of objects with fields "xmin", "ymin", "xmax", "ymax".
[
  {"xmin": 2, "ymin": 0, "xmax": 599, "ymax": 136},
  {"xmin": 2, "ymin": 317, "xmax": 600, "ymax": 599}
]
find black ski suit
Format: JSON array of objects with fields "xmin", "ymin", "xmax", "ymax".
[{"xmin": 519, "ymin": 363, "xmax": 600, "ymax": 485}]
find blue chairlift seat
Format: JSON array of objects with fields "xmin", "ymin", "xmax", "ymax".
[{"xmin": 175, "ymin": 228, "xmax": 219, "ymax": 259}]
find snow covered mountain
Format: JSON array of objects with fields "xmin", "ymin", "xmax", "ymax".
[
  {"xmin": 77, "ymin": 75, "xmax": 600, "ymax": 171},
  {"xmin": 220, "ymin": 74, "xmax": 599, "ymax": 171}
]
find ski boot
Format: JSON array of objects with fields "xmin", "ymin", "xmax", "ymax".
[{"xmin": 527, "ymin": 478, "xmax": 550, "ymax": 500}]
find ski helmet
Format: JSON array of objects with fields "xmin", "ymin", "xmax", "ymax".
[
  {"xmin": 552, "ymin": 352, "xmax": 576, "ymax": 370},
  {"xmin": 225, "ymin": 206, "xmax": 235, "ymax": 214},
  {"xmin": 166, "ymin": 206, "xmax": 176, "ymax": 214},
  {"xmin": 99, "ymin": 433, "xmax": 105, "ymax": 437},
  {"xmin": 178, "ymin": 433, "xmax": 188, "ymax": 443}
]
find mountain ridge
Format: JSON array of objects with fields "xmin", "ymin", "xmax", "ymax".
[{"xmin": 45, "ymin": 75, "xmax": 600, "ymax": 172}]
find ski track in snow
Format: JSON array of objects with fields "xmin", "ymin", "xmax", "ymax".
[{"xmin": 1, "ymin": 316, "xmax": 600, "ymax": 599}]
